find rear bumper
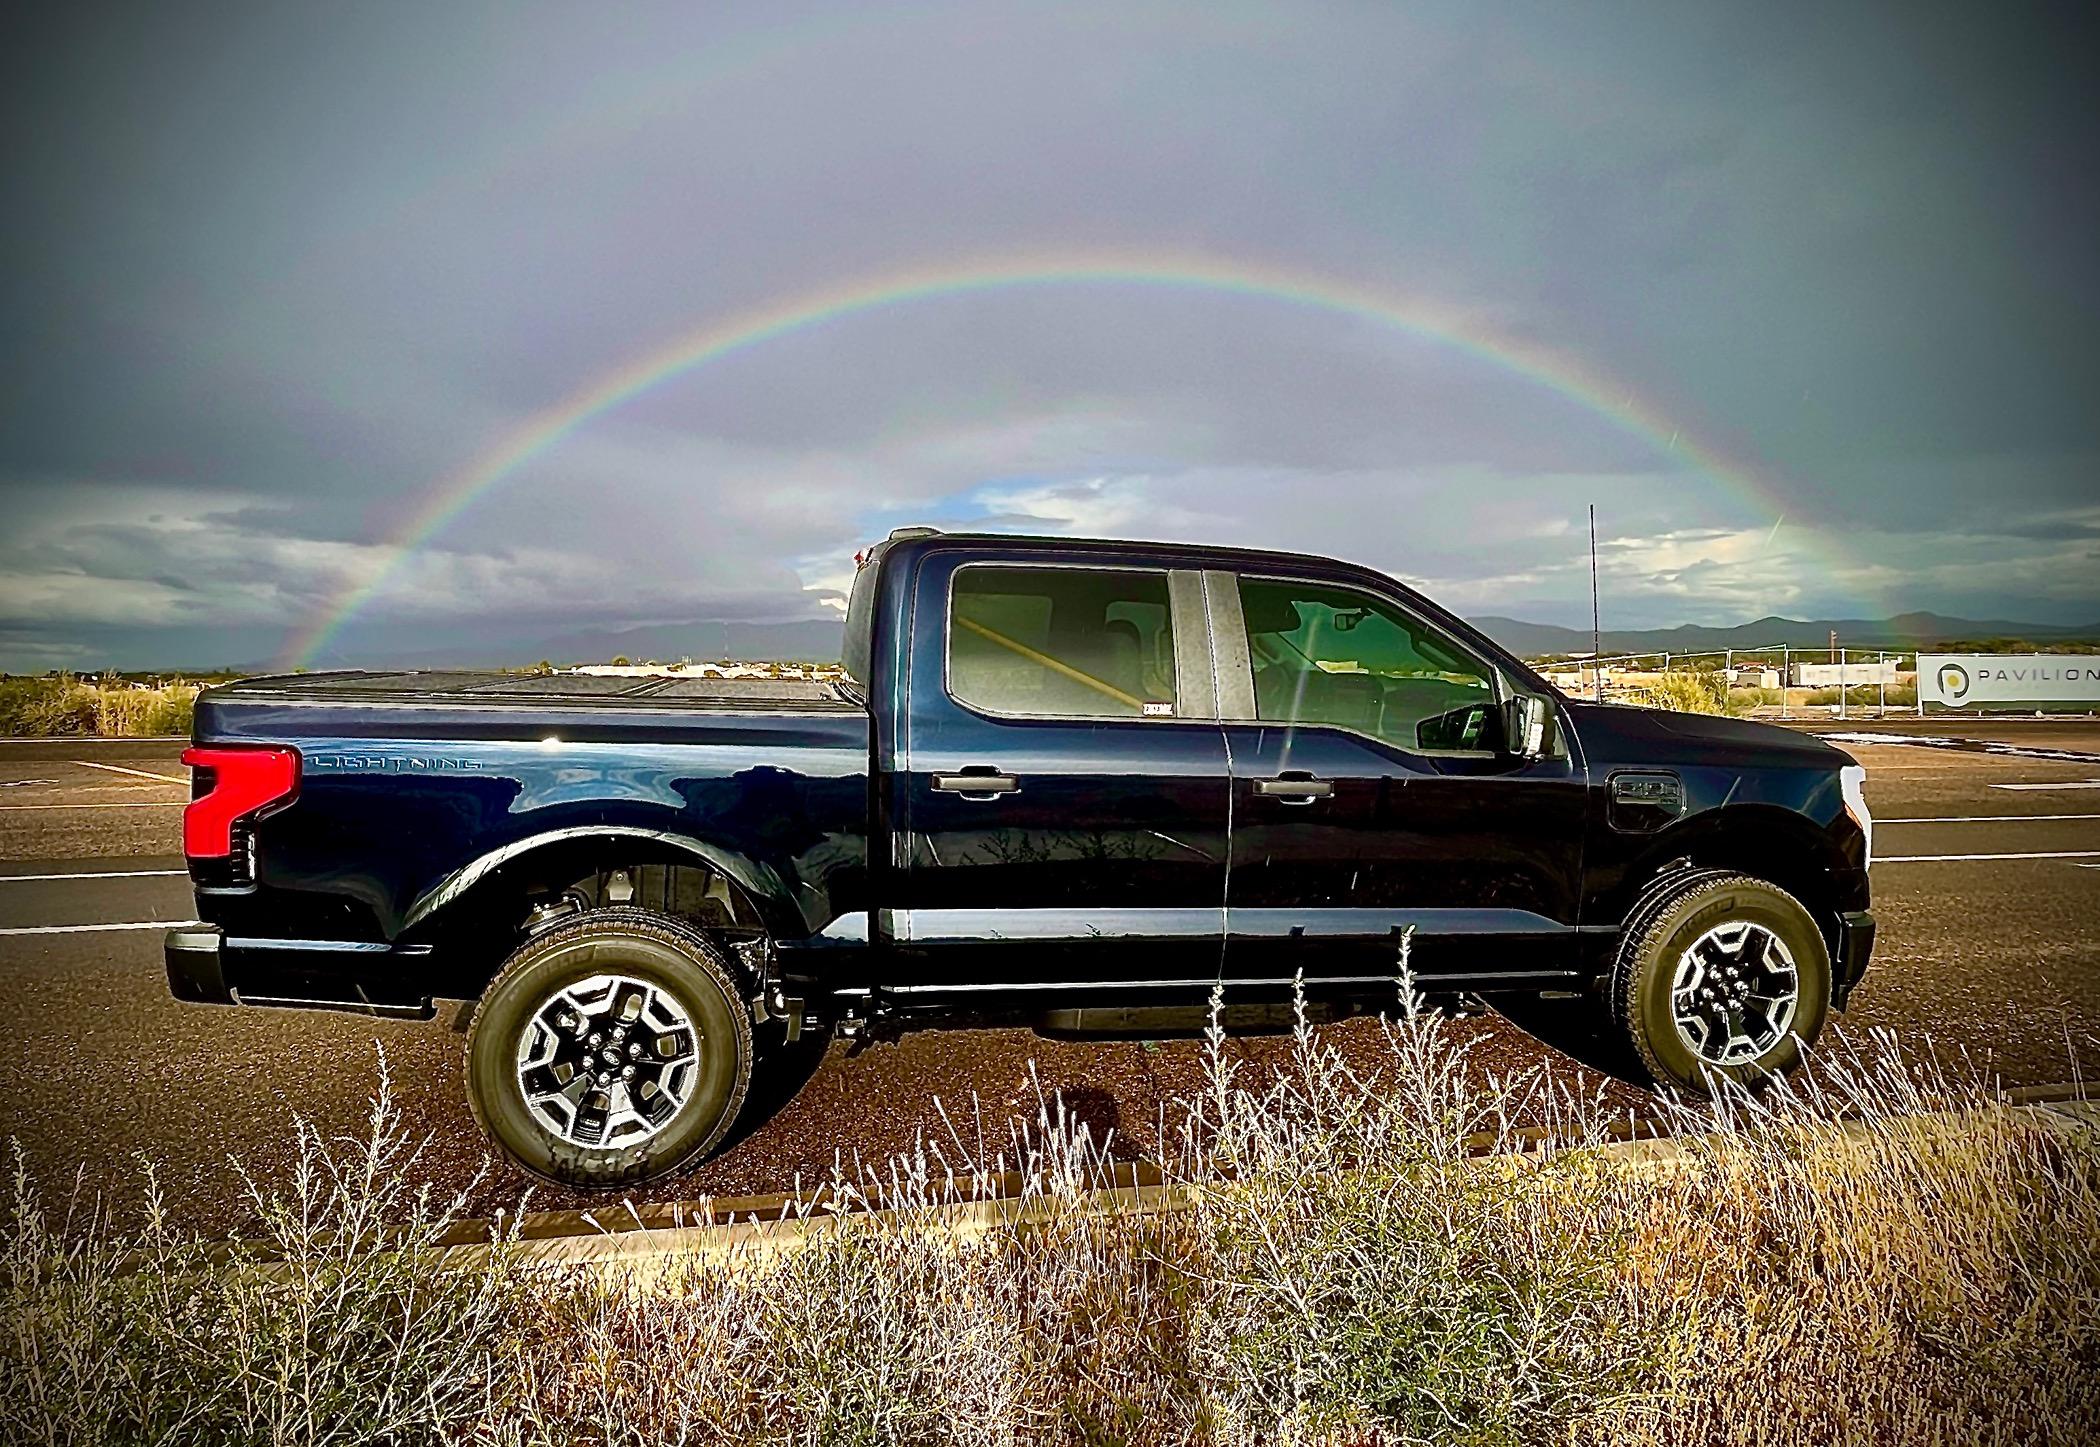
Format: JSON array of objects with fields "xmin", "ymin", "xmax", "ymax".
[
  {"xmin": 1833, "ymin": 909, "xmax": 1876, "ymax": 1008},
  {"xmin": 163, "ymin": 926, "xmax": 437, "ymax": 1020},
  {"xmin": 165, "ymin": 926, "xmax": 231, "ymax": 1004}
]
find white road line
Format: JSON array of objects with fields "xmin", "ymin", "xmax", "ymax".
[
  {"xmin": 70, "ymin": 759, "xmax": 187, "ymax": 784},
  {"xmin": 1882, "ymin": 813, "xmax": 2100, "ymax": 824},
  {"xmin": 0, "ymin": 869, "xmax": 188, "ymax": 882},
  {"xmin": 0, "ymin": 779, "xmax": 58, "ymax": 789},
  {"xmin": 0, "ymin": 919, "xmax": 200, "ymax": 936},
  {"xmin": 0, "ymin": 801, "xmax": 185, "ymax": 810},
  {"xmin": 1992, "ymin": 782, "xmax": 2100, "ymax": 792},
  {"xmin": 1878, "ymin": 850, "xmax": 2100, "ymax": 864}
]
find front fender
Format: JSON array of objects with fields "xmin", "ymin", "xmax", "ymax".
[{"xmin": 1602, "ymin": 801, "xmax": 1860, "ymax": 931}]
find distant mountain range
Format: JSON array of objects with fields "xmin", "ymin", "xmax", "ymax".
[
  {"xmin": 1472, "ymin": 611, "xmax": 2100, "ymax": 658},
  {"xmin": 292, "ymin": 608, "xmax": 2100, "ymax": 674}
]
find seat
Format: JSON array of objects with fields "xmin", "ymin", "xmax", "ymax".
[{"xmin": 1098, "ymin": 619, "xmax": 1145, "ymax": 701}]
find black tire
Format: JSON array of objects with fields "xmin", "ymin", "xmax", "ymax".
[
  {"xmin": 1610, "ymin": 873, "xmax": 1831, "ymax": 1095},
  {"xmin": 464, "ymin": 907, "xmax": 754, "ymax": 1189}
]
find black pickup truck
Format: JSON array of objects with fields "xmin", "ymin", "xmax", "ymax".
[{"xmin": 168, "ymin": 528, "xmax": 1874, "ymax": 1186}]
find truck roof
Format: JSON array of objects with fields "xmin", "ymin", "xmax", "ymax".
[
  {"xmin": 865, "ymin": 526, "xmax": 1550, "ymax": 695},
  {"xmin": 883, "ymin": 525, "xmax": 1395, "ymax": 577}
]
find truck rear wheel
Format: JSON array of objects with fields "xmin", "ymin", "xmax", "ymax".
[
  {"xmin": 1611, "ymin": 872, "xmax": 1831, "ymax": 1095},
  {"xmin": 465, "ymin": 907, "xmax": 752, "ymax": 1189}
]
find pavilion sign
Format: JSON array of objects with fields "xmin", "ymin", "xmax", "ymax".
[{"xmin": 1918, "ymin": 654, "xmax": 2100, "ymax": 711}]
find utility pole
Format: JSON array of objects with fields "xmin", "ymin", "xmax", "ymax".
[
  {"xmin": 1834, "ymin": 631, "xmax": 1846, "ymax": 719},
  {"xmin": 1589, "ymin": 504, "xmax": 1602, "ymax": 702}
]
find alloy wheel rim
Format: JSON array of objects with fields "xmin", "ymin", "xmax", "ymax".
[
  {"xmin": 515, "ymin": 973, "xmax": 701, "ymax": 1147},
  {"xmin": 1669, "ymin": 921, "xmax": 1800, "ymax": 1068}
]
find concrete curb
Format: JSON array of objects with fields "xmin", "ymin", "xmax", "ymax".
[{"xmin": 429, "ymin": 1081, "xmax": 2095, "ymax": 1275}]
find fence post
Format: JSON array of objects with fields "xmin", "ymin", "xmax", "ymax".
[
  {"xmin": 1781, "ymin": 645, "xmax": 1790, "ymax": 719},
  {"xmin": 1878, "ymin": 651, "xmax": 1887, "ymax": 717}
]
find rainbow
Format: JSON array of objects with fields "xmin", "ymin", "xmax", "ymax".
[{"xmin": 284, "ymin": 251, "xmax": 1820, "ymax": 668}]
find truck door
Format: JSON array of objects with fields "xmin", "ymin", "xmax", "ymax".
[
  {"xmin": 890, "ymin": 549, "xmax": 1231, "ymax": 996},
  {"xmin": 1208, "ymin": 569, "xmax": 1588, "ymax": 994}
]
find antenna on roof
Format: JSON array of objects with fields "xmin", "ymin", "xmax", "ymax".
[{"xmin": 1589, "ymin": 503, "xmax": 1603, "ymax": 702}]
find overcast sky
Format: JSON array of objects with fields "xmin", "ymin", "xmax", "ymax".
[{"xmin": 3, "ymin": 1, "xmax": 2096, "ymax": 671}]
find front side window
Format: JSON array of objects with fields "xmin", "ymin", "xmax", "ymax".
[
  {"xmin": 948, "ymin": 566, "xmax": 1177, "ymax": 719},
  {"xmin": 1237, "ymin": 577, "xmax": 1498, "ymax": 750}
]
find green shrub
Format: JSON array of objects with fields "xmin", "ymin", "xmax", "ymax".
[{"xmin": 1644, "ymin": 670, "xmax": 1728, "ymax": 714}]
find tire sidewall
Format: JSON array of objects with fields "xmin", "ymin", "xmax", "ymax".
[
  {"xmin": 1629, "ymin": 879, "xmax": 1831, "ymax": 1092},
  {"xmin": 468, "ymin": 923, "xmax": 750, "ymax": 1188}
]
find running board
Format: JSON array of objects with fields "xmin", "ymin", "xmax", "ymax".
[{"xmin": 230, "ymin": 989, "xmax": 436, "ymax": 1021}]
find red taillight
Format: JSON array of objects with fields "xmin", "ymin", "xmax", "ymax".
[{"xmin": 182, "ymin": 746, "xmax": 300, "ymax": 858}]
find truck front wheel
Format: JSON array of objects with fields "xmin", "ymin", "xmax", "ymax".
[
  {"xmin": 1611, "ymin": 873, "xmax": 1832, "ymax": 1095},
  {"xmin": 465, "ymin": 907, "xmax": 753, "ymax": 1188}
]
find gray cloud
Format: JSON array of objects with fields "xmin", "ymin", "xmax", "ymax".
[{"xmin": 3, "ymin": 0, "xmax": 2096, "ymax": 672}]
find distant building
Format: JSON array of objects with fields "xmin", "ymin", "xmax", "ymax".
[{"xmin": 1790, "ymin": 660, "xmax": 1900, "ymax": 687}]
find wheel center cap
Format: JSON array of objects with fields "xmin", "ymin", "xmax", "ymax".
[{"xmin": 517, "ymin": 973, "xmax": 701, "ymax": 1149}]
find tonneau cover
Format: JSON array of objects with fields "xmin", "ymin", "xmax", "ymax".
[{"xmin": 207, "ymin": 670, "xmax": 862, "ymax": 713}]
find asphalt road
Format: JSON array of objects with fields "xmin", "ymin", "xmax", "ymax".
[{"xmin": 3, "ymin": 723, "xmax": 2095, "ymax": 1228}]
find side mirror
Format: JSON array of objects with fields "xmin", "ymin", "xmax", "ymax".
[{"xmin": 1503, "ymin": 695, "xmax": 1550, "ymax": 759}]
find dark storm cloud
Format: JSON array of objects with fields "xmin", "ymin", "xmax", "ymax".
[{"xmin": 2, "ymin": 0, "xmax": 2096, "ymax": 671}]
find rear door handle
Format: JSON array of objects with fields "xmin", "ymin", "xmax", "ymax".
[
  {"xmin": 1256, "ymin": 775, "xmax": 1333, "ymax": 802},
  {"xmin": 933, "ymin": 772, "xmax": 1020, "ymax": 797}
]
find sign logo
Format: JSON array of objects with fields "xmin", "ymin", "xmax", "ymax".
[{"xmin": 1937, "ymin": 663, "xmax": 1970, "ymax": 702}]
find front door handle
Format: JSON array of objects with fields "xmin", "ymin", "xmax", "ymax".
[
  {"xmin": 933, "ymin": 771, "xmax": 1020, "ymax": 797},
  {"xmin": 1256, "ymin": 775, "xmax": 1333, "ymax": 803}
]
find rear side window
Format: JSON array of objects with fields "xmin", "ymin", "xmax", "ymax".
[
  {"xmin": 948, "ymin": 566, "xmax": 1177, "ymax": 719},
  {"xmin": 841, "ymin": 546, "xmax": 884, "ymax": 686}
]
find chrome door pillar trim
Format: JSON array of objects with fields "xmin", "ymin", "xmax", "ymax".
[
  {"xmin": 1167, "ymin": 569, "xmax": 1218, "ymax": 719},
  {"xmin": 1200, "ymin": 569, "xmax": 1257, "ymax": 720}
]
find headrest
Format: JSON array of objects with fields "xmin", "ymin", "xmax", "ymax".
[{"xmin": 1240, "ymin": 595, "xmax": 1303, "ymax": 635}]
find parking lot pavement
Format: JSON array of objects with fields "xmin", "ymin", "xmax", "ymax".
[
  {"xmin": 1800, "ymin": 723, "xmax": 2100, "ymax": 1085},
  {"xmin": 1, "ymin": 721, "xmax": 2095, "ymax": 1228},
  {"xmin": 0, "ymin": 741, "xmax": 188, "ymax": 860}
]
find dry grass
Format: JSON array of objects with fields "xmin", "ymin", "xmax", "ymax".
[
  {"xmin": 4, "ymin": 975, "xmax": 2096, "ymax": 1446},
  {"xmin": 0, "ymin": 674, "xmax": 199, "ymax": 737}
]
